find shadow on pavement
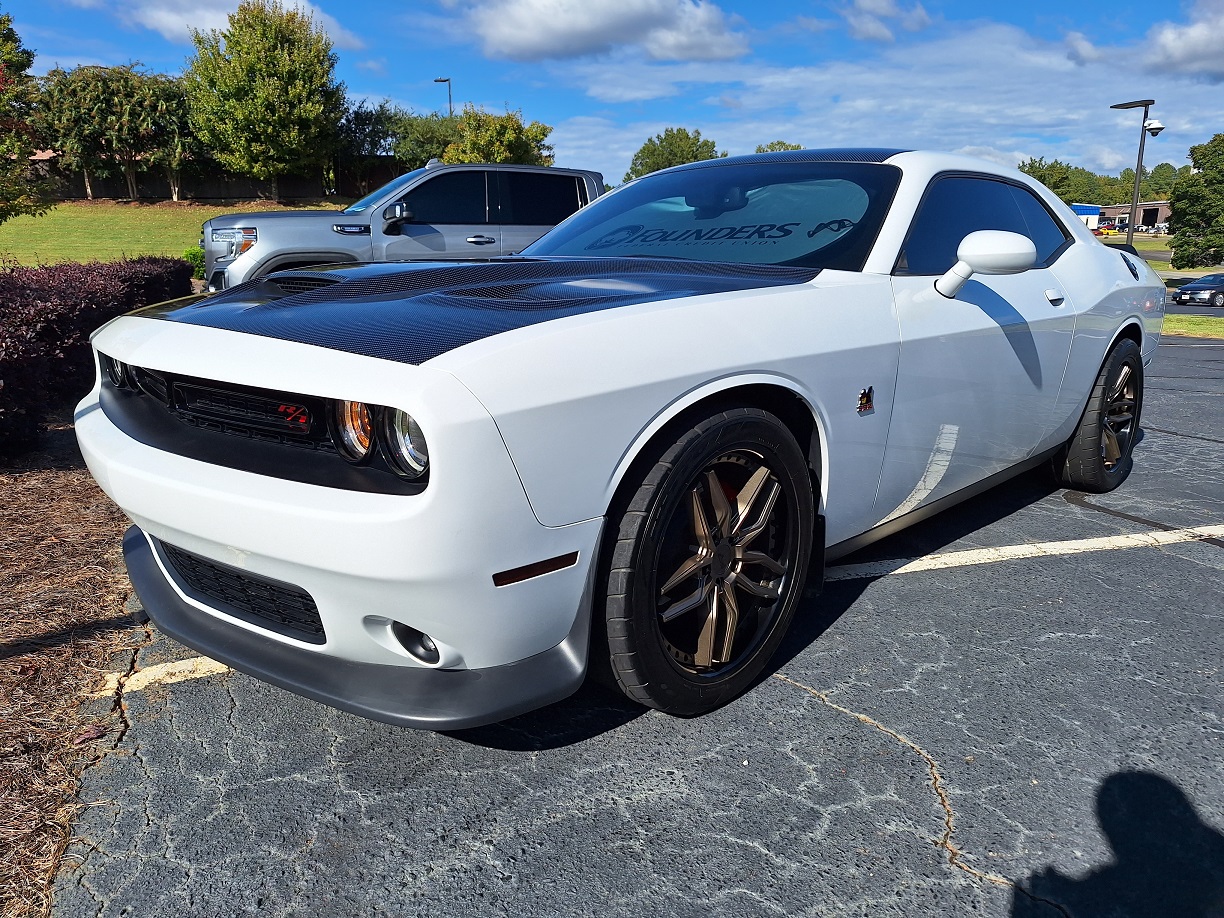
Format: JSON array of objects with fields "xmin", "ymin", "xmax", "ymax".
[{"xmin": 1010, "ymin": 771, "xmax": 1224, "ymax": 917}]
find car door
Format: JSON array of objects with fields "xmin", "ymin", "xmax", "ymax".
[
  {"xmin": 497, "ymin": 170, "xmax": 589, "ymax": 254},
  {"xmin": 375, "ymin": 169, "xmax": 501, "ymax": 261},
  {"xmin": 873, "ymin": 174, "xmax": 1077, "ymax": 523}
]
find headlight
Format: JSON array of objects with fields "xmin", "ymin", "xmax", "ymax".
[
  {"xmin": 381, "ymin": 409, "xmax": 429, "ymax": 479},
  {"xmin": 210, "ymin": 227, "xmax": 257, "ymax": 262},
  {"xmin": 101, "ymin": 354, "xmax": 130, "ymax": 388},
  {"xmin": 333, "ymin": 400, "xmax": 374, "ymax": 462}
]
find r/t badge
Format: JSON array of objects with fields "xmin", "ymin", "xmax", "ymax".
[{"xmin": 857, "ymin": 386, "xmax": 874, "ymax": 414}]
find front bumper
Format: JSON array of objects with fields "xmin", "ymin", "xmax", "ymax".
[{"xmin": 124, "ymin": 527, "xmax": 591, "ymax": 730}]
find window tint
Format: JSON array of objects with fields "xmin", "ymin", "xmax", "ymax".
[
  {"xmin": 499, "ymin": 172, "xmax": 583, "ymax": 225},
  {"xmin": 898, "ymin": 176, "xmax": 1068, "ymax": 275},
  {"xmin": 399, "ymin": 171, "xmax": 488, "ymax": 224}
]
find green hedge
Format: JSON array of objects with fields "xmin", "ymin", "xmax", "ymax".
[{"xmin": 0, "ymin": 257, "xmax": 194, "ymax": 456}]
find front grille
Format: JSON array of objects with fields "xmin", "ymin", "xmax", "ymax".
[{"xmin": 159, "ymin": 541, "xmax": 326, "ymax": 644}]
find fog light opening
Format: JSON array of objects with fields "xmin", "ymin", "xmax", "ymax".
[{"xmin": 391, "ymin": 621, "xmax": 440, "ymax": 665}]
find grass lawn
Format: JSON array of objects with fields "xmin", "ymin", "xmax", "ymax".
[
  {"xmin": 0, "ymin": 200, "xmax": 344, "ymax": 266},
  {"xmin": 1162, "ymin": 315, "xmax": 1224, "ymax": 339}
]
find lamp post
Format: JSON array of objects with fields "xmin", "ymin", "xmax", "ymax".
[
  {"xmin": 1110, "ymin": 99, "xmax": 1163, "ymax": 248},
  {"xmin": 434, "ymin": 77, "xmax": 453, "ymax": 117}
]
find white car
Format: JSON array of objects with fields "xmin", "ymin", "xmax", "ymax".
[{"xmin": 76, "ymin": 149, "xmax": 1165, "ymax": 729}]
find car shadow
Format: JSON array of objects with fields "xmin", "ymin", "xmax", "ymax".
[{"xmin": 1009, "ymin": 770, "xmax": 1224, "ymax": 917}]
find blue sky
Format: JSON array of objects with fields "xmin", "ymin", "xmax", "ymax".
[{"xmin": 7, "ymin": 0, "xmax": 1223, "ymax": 186}]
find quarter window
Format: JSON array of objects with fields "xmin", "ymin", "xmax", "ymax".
[{"xmin": 898, "ymin": 176, "xmax": 1069, "ymax": 275}]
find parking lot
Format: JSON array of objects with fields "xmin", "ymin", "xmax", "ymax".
[{"xmin": 55, "ymin": 339, "xmax": 1223, "ymax": 918}]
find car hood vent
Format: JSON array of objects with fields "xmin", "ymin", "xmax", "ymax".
[{"xmin": 136, "ymin": 257, "xmax": 821, "ymax": 366}]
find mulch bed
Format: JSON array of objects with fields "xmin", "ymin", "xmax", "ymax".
[{"xmin": 0, "ymin": 411, "xmax": 142, "ymax": 918}]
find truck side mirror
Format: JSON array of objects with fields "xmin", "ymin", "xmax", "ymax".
[
  {"xmin": 935, "ymin": 230, "xmax": 1036, "ymax": 298},
  {"xmin": 381, "ymin": 202, "xmax": 413, "ymax": 235}
]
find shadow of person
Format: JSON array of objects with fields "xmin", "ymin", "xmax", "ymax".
[{"xmin": 1011, "ymin": 771, "xmax": 1224, "ymax": 917}]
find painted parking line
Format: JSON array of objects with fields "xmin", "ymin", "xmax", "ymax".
[{"xmin": 825, "ymin": 525, "xmax": 1224, "ymax": 582}]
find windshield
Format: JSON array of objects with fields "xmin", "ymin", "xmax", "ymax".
[
  {"xmin": 343, "ymin": 168, "xmax": 427, "ymax": 214},
  {"xmin": 523, "ymin": 160, "xmax": 900, "ymax": 270}
]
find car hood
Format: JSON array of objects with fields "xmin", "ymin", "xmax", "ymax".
[
  {"xmin": 204, "ymin": 210, "xmax": 351, "ymax": 229},
  {"xmin": 134, "ymin": 258, "xmax": 822, "ymax": 366}
]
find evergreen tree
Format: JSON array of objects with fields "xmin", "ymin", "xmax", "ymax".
[
  {"xmin": 624, "ymin": 127, "xmax": 725, "ymax": 182},
  {"xmin": 0, "ymin": 6, "xmax": 51, "ymax": 222},
  {"xmin": 1170, "ymin": 134, "xmax": 1224, "ymax": 269}
]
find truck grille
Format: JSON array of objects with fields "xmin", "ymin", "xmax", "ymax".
[{"xmin": 159, "ymin": 541, "xmax": 326, "ymax": 644}]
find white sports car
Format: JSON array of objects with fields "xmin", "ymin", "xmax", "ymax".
[{"xmin": 77, "ymin": 149, "xmax": 1164, "ymax": 729}]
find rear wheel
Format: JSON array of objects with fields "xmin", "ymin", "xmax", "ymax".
[
  {"xmin": 600, "ymin": 408, "xmax": 814, "ymax": 716},
  {"xmin": 1054, "ymin": 338, "xmax": 1143, "ymax": 493}
]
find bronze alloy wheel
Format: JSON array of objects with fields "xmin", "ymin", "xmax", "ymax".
[
  {"xmin": 653, "ymin": 449, "xmax": 792, "ymax": 674},
  {"xmin": 1054, "ymin": 337, "xmax": 1144, "ymax": 493},
  {"xmin": 601, "ymin": 407, "xmax": 814, "ymax": 716}
]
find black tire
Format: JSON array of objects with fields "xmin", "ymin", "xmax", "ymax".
[
  {"xmin": 1212, "ymin": 292, "xmax": 1224, "ymax": 308},
  {"xmin": 599, "ymin": 407, "xmax": 814, "ymax": 716},
  {"xmin": 1054, "ymin": 338, "xmax": 1143, "ymax": 493}
]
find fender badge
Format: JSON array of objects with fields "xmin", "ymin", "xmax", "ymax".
[{"xmin": 857, "ymin": 386, "xmax": 874, "ymax": 414}]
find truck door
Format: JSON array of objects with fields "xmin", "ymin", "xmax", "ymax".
[
  {"xmin": 497, "ymin": 171, "xmax": 589, "ymax": 254},
  {"xmin": 374, "ymin": 169, "xmax": 501, "ymax": 261}
]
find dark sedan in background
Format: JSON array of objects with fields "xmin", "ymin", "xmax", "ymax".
[{"xmin": 1173, "ymin": 273, "xmax": 1224, "ymax": 307}]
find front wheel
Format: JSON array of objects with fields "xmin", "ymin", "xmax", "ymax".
[
  {"xmin": 1053, "ymin": 338, "xmax": 1144, "ymax": 493},
  {"xmin": 1212, "ymin": 292, "xmax": 1224, "ymax": 308},
  {"xmin": 600, "ymin": 407, "xmax": 814, "ymax": 716}
]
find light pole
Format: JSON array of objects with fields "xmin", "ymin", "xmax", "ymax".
[
  {"xmin": 434, "ymin": 77, "xmax": 453, "ymax": 117},
  {"xmin": 1110, "ymin": 98, "xmax": 1164, "ymax": 248}
]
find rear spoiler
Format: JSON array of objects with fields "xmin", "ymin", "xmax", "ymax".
[{"xmin": 1103, "ymin": 242, "xmax": 1140, "ymax": 256}]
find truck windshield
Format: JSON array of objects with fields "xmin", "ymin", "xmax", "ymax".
[
  {"xmin": 522, "ymin": 160, "xmax": 901, "ymax": 271},
  {"xmin": 343, "ymin": 169, "xmax": 427, "ymax": 214}
]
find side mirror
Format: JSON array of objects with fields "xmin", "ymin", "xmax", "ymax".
[
  {"xmin": 382, "ymin": 201, "xmax": 413, "ymax": 223},
  {"xmin": 935, "ymin": 230, "xmax": 1037, "ymax": 298}
]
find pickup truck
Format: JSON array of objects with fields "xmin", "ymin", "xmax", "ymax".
[{"xmin": 201, "ymin": 162, "xmax": 605, "ymax": 291}]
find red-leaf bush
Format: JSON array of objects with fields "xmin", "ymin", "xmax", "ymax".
[{"xmin": 0, "ymin": 257, "xmax": 194, "ymax": 456}]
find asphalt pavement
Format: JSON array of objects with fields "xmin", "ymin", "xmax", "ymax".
[{"xmin": 54, "ymin": 339, "xmax": 1224, "ymax": 918}]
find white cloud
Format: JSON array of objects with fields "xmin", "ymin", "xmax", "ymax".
[
  {"xmin": 103, "ymin": 0, "xmax": 363, "ymax": 50},
  {"xmin": 1145, "ymin": 0, "xmax": 1224, "ymax": 80},
  {"xmin": 1065, "ymin": 30, "xmax": 1101, "ymax": 64},
  {"xmin": 837, "ymin": 0, "xmax": 931, "ymax": 43},
  {"xmin": 453, "ymin": 0, "xmax": 748, "ymax": 61}
]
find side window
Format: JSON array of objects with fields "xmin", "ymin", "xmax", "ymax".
[
  {"xmin": 898, "ymin": 177, "xmax": 1027, "ymax": 275},
  {"xmin": 1009, "ymin": 185, "xmax": 1070, "ymax": 263},
  {"xmin": 399, "ymin": 171, "xmax": 489, "ymax": 224},
  {"xmin": 498, "ymin": 172, "xmax": 583, "ymax": 226}
]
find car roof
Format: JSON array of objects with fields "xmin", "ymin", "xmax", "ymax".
[{"xmin": 662, "ymin": 148, "xmax": 910, "ymax": 174}]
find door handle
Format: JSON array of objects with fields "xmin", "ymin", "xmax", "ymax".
[
  {"xmin": 1044, "ymin": 288, "xmax": 1066, "ymax": 306},
  {"xmin": 466, "ymin": 235, "xmax": 497, "ymax": 245}
]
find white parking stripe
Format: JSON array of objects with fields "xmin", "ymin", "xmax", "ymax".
[
  {"xmin": 826, "ymin": 525, "xmax": 1224, "ymax": 581},
  {"xmin": 92, "ymin": 656, "xmax": 231, "ymax": 697}
]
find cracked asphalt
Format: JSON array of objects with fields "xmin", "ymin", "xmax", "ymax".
[{"xmin": 55, "ymin": 339, "xmax": 1224, "ymax": 917}]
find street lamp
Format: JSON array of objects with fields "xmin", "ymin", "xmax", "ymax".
[
  {"xmin": 434, "ymin": 77, "xmax": 453, "ymax": 117},
  {"xmin": 1110, "ymin": 98, "xmax": 1164, "ymax": 248}
]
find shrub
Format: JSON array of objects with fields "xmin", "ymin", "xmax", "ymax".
[
  {"xmin": 182, "ymin": 245, "xmax": 205, "ymax": 279},
  {"xmin": 0, "ymin": 257, "xmax": 193, "ymax": 456}
]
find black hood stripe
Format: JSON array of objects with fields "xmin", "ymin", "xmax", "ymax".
[{"xmin": 138, "ymin": 258, "xmax": 820, "ymax": 365}]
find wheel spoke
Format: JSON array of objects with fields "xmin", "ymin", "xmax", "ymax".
[
  {"xmin": 715, "ymin": 582, "xmax": 741, "ymax": 665},
  {"xmin": 736, "ymin": 549, "xmax": 786, "ymax": 575},
  {"xmin": 733, "ymin": 481, "xmax": 781, "ymax": 550},
  {"xmin": 1107, "ymin": 411, "xmax": 1134, "ymax": 426},
  {"xmin": 660, "ymin": 551, "xmax": 708, "ymax": 595},
  {"xmin": 706, "ymin": 470, "xmax": 732, "ymax": 534},
  {"xmin": 730, "ymin": 466, "xmax": 771, "ymax": 535},
  {"xmin": 734, "ymin": 575, "xmax": 781, "ymax": 601},
  {"xmin": 1102, "ymin": 423, "xmax": 1122, "ymax": 463},
  {"xmin": 695, "ymin": 584, "xmax": 720, "ymax": 668},
  {"xmin": 1110, "ymin": 363, "xmax": 1132, "ymax": 400},
  {"xmin": 660, "ymin": 580, "xmax": 712, "ymax": 623},
  {"xmin": 689, "ymin": 487, "xmax": 715, "ymax": 554}
]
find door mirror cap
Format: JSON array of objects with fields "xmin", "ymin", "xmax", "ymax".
[
  {"xmin": 935, "ymin": 230, "xmax": 1037, "ymax": 298},
  {"xmin": 382, "ymin": 202, "xmax": 413, "ymax": 224}
]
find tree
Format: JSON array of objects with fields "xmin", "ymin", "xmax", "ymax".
[
  {"xmin": 0, "ymin": 8, "xmax": 52, "ymax": 223},
  {"xmin": 37, "ymin": 66, "xmax": 113, "ymax": 199},
  {"xmin": 755, "ymin": 140, "xmax": 802, "ymax": 153},
  {"xmin": 337, "ymin": 98, "xmax": 406, "ymax": 194},
  {"xmin": 147, "ymin": 75, "xmax": 198, "ymax": 201},
  {"xmin": 441, "ymin": 105, "xmax": 553, "ymax": 166},
  {"xmin": 392, "ymin": 111, "xmax": 460, "ymax": 169},
  {"xmin": 624, "ymin": 127, "xmax": 724, "ymax": 182},
  {"xmin": 184, "ymin": 0, "xmax": 344, "ymax": 198},
  {"xmin": 93, "ymin": 65, "xmax": 163, "ymax": 199},
  {"xmin": 1142, "ymin": 162, "xmax": 1178, "ymax": 200},
  {"xmin": 1170, "ymin": 133, "xmax": 1224, "ymax": 269}
]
